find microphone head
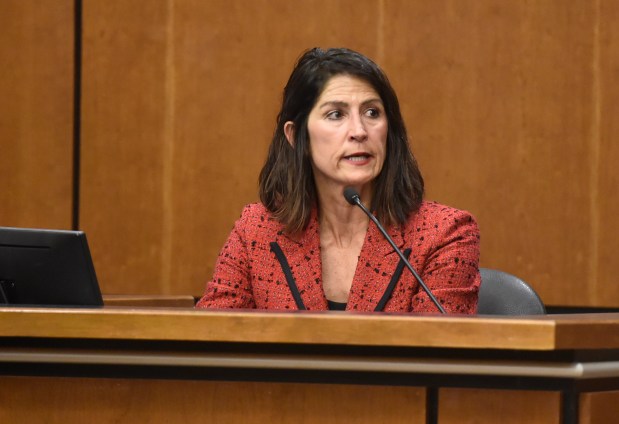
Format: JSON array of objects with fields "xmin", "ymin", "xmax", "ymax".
[{"xmin": 343, "ymin": 187, "xmax": 360, "ymax": 205}]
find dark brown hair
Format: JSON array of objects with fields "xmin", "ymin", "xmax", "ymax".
[{"xmin": 259, "ymin": 47, "xmax": 424, "ymax": 234}]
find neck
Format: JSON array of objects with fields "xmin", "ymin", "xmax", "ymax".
[{"xmin": 316, "ymin": 185, "xmax": 371, "ymax": 248}]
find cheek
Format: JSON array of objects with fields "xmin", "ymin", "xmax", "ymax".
[
  {"xmin": 308, "ymin": 139, "xmax": 328, "ymax": 168},
  {"xmin": 310, "ymin": 143, "xmax": 335, "ymax": 168},
  {"xmin": 375, "ymin": 127, "xmax": 388, "ymax": 152},
  {"xmin": 309, "ymin": 127, "xmax": 340, "ymax": 157}
]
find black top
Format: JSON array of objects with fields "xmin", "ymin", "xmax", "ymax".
[{"xmin": 327, "ymin": 299, "xmax": 347, "ymax": 311}]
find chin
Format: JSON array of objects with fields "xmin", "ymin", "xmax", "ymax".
[
  {"xmin": 340, "ymin": 177, "xmax": 375, "ymax": 190},
  {"xmin": 348, "ymin": 171, "xmax": 378, "ymax": 183}
]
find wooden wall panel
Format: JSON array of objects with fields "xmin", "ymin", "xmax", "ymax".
[
  {"xmin": 595, "ymin": 0, "xmax": 619, "ymax": 306},
  {"xmin": 168, "ymin": 0, "xmax": 381, "ymax": 295},
  {"xmin": 80, "ymin": 0, "xmax": 382, "ymax": 295},
  {"xmin": 439, "ymin": 388, "xmax": 561, "ymax": 424},
  {"xmin": 0, "ymin": 377, "xmax": 426, "ymax": 423},
  {"xmin": 72, "ymin": 0, "xmax": 619, "ymax": 305},
  {"xmin": 0, "ymin": 0, "xmax": 74, "ymax": 229},
  {"xmin": 382, "ymin": 1, "xmax": 597, "ymax": 306},
  {"xmin": 580, "ymin": 390, "xmax": 619, "ymax": 424},
  {"xmin": 80, "ymin": 1, "xmax": 170, "ymax": 294}
]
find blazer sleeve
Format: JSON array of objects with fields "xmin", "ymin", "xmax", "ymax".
[
  {"xmin": 412, "ymin": 209, "xmax": 481, "ymax": 314},
  {"xmin": 195, "ymin": 208, "xmax": 256, "ymax": 309}
]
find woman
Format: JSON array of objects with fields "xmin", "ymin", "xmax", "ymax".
[{"xmin": 196, "ymin": 48, "xmax": 480, "ymax": 313}]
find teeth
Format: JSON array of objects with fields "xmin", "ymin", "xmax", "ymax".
[{"xmin": 346, "ymin": 155, "xmax": 369, "ymax": 162}]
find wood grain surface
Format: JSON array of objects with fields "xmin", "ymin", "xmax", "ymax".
[
  {"xmin": 2, "ymin": 1, "xmax": 618, "ymax": 308},
  {"xmin": 0, "ymin": 377, "xmax": 426, "ymax": 424},
  {"xmin": 3, "ymin": 307, "xmax": 619, "ymax": 350},
  {"xmin": 0, "ymin": 0, "xmax": 74, "ymax": 229}
]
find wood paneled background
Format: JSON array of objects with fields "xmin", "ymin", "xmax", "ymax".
[
  {"xmin": 1, "ymin": 0, "xmax": 618, "ymax": 307},
  {"xmin": 0, "ymin": 0, "xmax": 74, "ymax": 229}
]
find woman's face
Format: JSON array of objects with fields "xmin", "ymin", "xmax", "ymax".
[{"xmin": 304, "ymin": 75, "xmax": 388, "ymax": 195}]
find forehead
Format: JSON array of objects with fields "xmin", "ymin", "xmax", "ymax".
[{"xmin": 316, "ymin": 75, "xmax": 381, "ymax": 103}]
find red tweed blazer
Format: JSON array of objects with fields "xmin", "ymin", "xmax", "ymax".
[{"xmin": 196, "ymin": 201, "xmax": 480, "ymax": 314}]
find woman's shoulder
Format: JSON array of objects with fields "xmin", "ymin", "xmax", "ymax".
[
  {"xmin": 417, "ymin": 200, "xmax": 477, "ymax": 219},
  {"xmin": 235, "ymin": 203, "xmax": 284, "ymax": 232},
  {"xmin": 403, "ymin": 200, "xmax": 479, "ymax": 234},
  {"xmin": 238, "ymin": 202, "xmax": 270, "ymax": 219}
]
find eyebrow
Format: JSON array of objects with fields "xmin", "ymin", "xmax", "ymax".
[{"xmin": 318, "ymin": 98, "xmax": 384, "ymax": 109}]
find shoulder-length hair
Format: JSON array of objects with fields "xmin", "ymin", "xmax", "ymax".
[{"xmin": 259, "ymin": 47, "xmax": 424, "ymax": 234}]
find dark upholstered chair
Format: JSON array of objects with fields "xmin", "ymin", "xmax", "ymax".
[{"xmin": 478, "ymin": 268, "xmax": 546, "ymax": 315}]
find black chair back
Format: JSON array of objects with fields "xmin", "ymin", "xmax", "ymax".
[{"xmin": 478, "ymin": 268, "xmax": 546, "ymax": 315}]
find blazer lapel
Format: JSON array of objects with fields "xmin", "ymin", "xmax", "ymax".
[
  {"xmin": 271, "ymin": 212, "xmax": 410, "ymax": 312},
  {"xmin": 272, "ymin": 211, "xmax": 328, "ymax": 310},
  {"xmin": 348, "ymin": 223, "xmax": 407, "ymax": 312}
]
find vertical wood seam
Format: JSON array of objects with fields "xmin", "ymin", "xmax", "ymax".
[
  {"xmin": 161, "ymin": 0, "xmax": 176, "ymax": 294},
  {"xmin": 588, "ymin": 0, "xmax": 601, "ymax": 303},
  {"xmin": 72, "ymin": 0, "xmax": 83, "ymax": 230},
  {"xmin": 377, "ymin": 0, "xmax": 385, "ymax": 64}
]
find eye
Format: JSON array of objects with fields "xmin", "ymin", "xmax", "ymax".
[
  {"xmin": 365, "ymin": 108, "xmax": 381, "ymax": 118},
  {"xmin": 326, "ymin": 110, "xmax": 343, "ymax": 120}
]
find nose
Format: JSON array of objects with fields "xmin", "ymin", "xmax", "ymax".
[{"xmin": 348, "ymin": 113, "xmax": 368, "ymax": 142}]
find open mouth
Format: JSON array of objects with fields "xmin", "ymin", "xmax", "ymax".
[{"xmin": 344, "ymin": 153, "xmax": 371, "ymax": 162}]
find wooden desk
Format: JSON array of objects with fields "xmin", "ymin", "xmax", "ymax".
[
  {"xmin": 102, "ymin": 294, "xmax": 196, "ymax": 307},
  {"xmin": 1, "ymin": 307, "xmax": 619, "ymax": 423}
]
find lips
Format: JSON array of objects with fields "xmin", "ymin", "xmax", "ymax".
[{"xmin": 343, "ymin": 153, "xmax": 371, "ymax": 162}]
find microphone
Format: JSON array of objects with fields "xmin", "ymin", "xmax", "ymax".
[{"xmin": 343, "ymin": 187, "xmax": 446, "ymax": 314}]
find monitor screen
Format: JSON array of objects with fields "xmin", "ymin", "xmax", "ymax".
[{"xmin": 0, "ymin": 226, "xmax": 103, "ymax": 307}]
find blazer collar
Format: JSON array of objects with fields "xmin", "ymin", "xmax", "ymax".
[{"xmin": 273, "ymin": 209, "xmax": 408, "ymax": 312}]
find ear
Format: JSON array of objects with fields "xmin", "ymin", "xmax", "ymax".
[{"xmin": 284, "ymin": 121, "xmax": 295, "ymax": 147}]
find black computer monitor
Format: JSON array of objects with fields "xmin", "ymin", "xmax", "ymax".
[{"xmin": 0, "ymin": 226, "xmax": 103, "ymax": 307}]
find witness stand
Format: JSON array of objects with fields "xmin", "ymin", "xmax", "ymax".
[{"xmin": 1, "ymin": 306, "xmax": 619, "ymax": 423}]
